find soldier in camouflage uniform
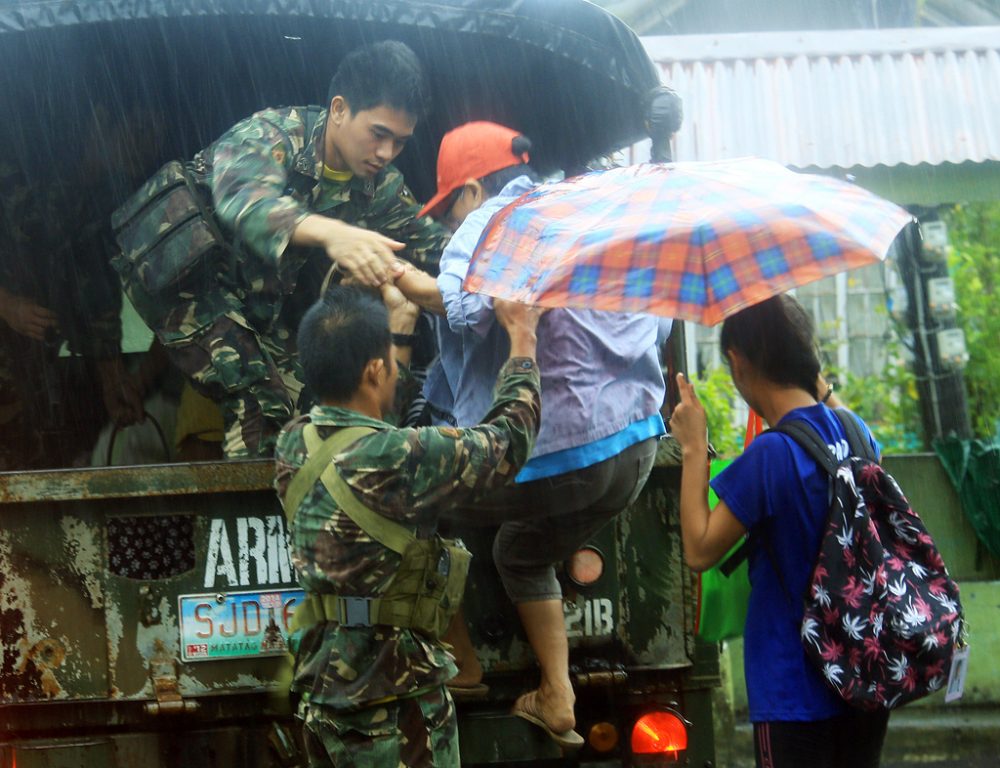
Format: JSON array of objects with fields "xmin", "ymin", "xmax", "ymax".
[
  {"xmin": 115, "ymin": 41, "xmax": 450, "ymax": 457},
  {"xmin": 274, "ymin": 284, "xmax": 543, "ymax": 767}
]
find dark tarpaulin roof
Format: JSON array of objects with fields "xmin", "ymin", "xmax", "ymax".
[{"xmin": 0, "ymin": 0, "xmax": 661, "ymax": 200}]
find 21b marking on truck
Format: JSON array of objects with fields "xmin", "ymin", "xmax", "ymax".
[
  {"xmin": 197, "ymin": 516, "xmax": 614, "ymax": 651},
  {"xmin": 566, "ymin": 597, "xmax": 615, "ymax": 638}
]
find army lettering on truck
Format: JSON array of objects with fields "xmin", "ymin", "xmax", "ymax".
[
  {"xmin": 203, "ymin": 514, "xmax": 294, "ymax": 589},
  {"xmin": 179, "ymin": 515, "xmax": 303, "ymax": 662}
]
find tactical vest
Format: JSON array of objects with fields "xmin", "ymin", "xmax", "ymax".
[{"xmin": 281, "ymin": 424, "xmax": 471, "ymax": 640}]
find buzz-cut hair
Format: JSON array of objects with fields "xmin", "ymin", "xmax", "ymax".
[{"xmin": 298, "ymin": 286, "xmax": 391, "ymax": 402}]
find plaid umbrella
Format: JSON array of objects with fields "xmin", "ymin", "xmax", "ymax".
[{"xmin": 464, "ymin": 158, "xmax": 913, "ymax": 325}]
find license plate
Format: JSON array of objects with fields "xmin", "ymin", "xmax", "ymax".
[{"xmin": 178, "ymin": 588, "xmax": 304, "ymax": 662}]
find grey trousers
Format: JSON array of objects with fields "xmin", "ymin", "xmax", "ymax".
[{"xmin": 452, "ymin": 437, "xmax": 658, "ymax": 603}]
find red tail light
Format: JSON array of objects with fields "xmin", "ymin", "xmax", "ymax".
[
  {"xmin": 567, "ymin": 546, "xmax": 605, "ymax": 586},
  {"xmin": 631, "ymin": 710, "xmax": 688, "ymax": 757}
]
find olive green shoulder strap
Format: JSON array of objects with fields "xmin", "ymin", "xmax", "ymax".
[
  {"xmin": 281, "ymin": 425, "xmax": 370, "ymax": 525},
  {"xmin": 309, "ymin": 427, "xmax": 416, "ymax": 555},
  {"xmin": 283, "ymin": 424, "xmax": 414, "ymax": 555}
]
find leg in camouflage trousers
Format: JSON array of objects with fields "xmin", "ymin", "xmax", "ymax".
[
  {"xmin": 301, "ymin": 686, "xmax": 459, "ymax": 768},
  {"xmin": 164, "ymin": 314, "xmax": 298, "ymax": 458}
]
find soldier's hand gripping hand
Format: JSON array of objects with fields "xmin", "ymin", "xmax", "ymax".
[
  {"xmin": 670, "ymin": 373, "xmax": 708, "ymax": 455},
  {"xmin": 324, "ymin": 219, "xmax": 407, "ymax": 287},
  {"xmin": 293, "ymin": 215, "xmax": 408, "ymax": 287},
  {"xmin": 494, "ymin": 298, "xmax": 546, "ymax": 361}
]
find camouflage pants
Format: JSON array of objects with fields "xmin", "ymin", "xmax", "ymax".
[
  {"xmin": 300, "ymin": 686, "xmax": 459, "ymax": 768},
  {"xmin": 164, "ymin": 314, "xmax": 303, "ymax": 458}
]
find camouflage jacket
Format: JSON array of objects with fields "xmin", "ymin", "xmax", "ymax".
[
  {"xmin": 0, "ymin": 161, "xmax": 122, "ymax": 359},
  {"xmin": 274, "ymin": 357, "xmax": 540, "ymax": 711},
  {"xmin": 148, "ymin": 106, "xmax": 449, "ymax": 344}
]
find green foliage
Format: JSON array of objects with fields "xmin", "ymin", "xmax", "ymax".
[
  {"xmin": 827, "ymin": 347, "xmax": 924, "ymax": 453},
  {"xmin": 813, "ymin": 316, "xmax": 924, "ymax": 453},
  {"xmin": 944, "ymin": 202, "xmax": 1000, "ymax": 440},
  {"xmin": 695, "ymin": 335, "xmax": 924, "ymax": 456},
  {"xmin": 692, "ymin": 366, "xmax": 744, "ymax": 458}
]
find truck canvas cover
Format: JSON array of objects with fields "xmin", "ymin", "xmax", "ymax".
[{"xmin": 0, "ymin": 0, "xmax": 661, "ymax": 202}]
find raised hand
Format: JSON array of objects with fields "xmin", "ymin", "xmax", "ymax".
[
  {"xmin": 379, "ymin": 281, "xmax": 419, "ymax": 335},
  {"xmin": 670, "ymin": 372, "xmax": 708, "ymax": 452},
  {"xmin": 494, "ymin": 298, "xmax": 546, "ymax": 337},
  {"xmin": 494, "ymin": 298, "xmax": 546, "ymax": 362}
]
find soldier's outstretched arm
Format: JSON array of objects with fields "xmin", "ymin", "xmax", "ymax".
[
  {"xmin": 494, "ymin": 298, "xmax": 544, "ymax": 360},
  {"xmin": 419, "ymin": 302, "xmax": 543, "ymax": 505},
  {"xmin": 334, "ymin": 302, "xmax": 543, "ymax": 526},
  {"xmin": 211, "ymin": 112, "xmax": 402, "ymax": 288},
  {"xmin": 211, "ymin": 115, "xmax": 310, "ymax": 265},
  {"xmin": 340, "ymin": 360, "xmax": 540, "ymax": 526},
  {"xmin": 380, "ymin": 281, "xmax": 420, "ymax": 369},
  {"xmin": 292, "ymin": 215, "xmax": 405, "ymax": 288},
  {"xmin": 374, "ymin": 175, "xmax": 451, "ymax": 277}
]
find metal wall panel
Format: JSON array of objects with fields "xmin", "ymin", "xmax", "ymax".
[{"xmin": 643, "ymin": 27, "xmax": 1000, "ymax": 169}]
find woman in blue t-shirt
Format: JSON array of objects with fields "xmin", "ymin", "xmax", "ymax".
[{"xmin": 670, "ymin": 295, "xmax": 889, "ymax": 768}]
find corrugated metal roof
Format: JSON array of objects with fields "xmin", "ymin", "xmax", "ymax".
[{"xmin": 642, "ymin": 27, "xmax": 1000, "ymax": 169}]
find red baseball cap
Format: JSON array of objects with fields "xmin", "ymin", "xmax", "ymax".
[{"xmin": 418, "ymin": 121, "xmax": 529, "ymax": 219}]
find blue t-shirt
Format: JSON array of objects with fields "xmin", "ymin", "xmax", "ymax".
[{"xmin": 710, "ymin": 405, "xmax": 880, "ymax": 723}]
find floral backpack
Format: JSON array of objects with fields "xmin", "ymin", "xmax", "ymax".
[{"xmin": 773, "ymin": 409, "xmax": 965, "ymax": 711}]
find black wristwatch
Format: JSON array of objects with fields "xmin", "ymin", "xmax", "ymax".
[{"xmin": 391, "ymin": 332, "xmax": 416, "ymax": 347}]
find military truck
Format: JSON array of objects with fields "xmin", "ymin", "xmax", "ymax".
[{"xmin": 0, "ymin": 1, "xmax": 718, "ymax": 765}]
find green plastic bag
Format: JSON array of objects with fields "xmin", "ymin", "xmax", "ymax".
[{"xmin": 696, "ymin": 459, "xmax": 751, "ymax": 642}]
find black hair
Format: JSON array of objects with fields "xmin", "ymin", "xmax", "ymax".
[
  {"xmin": 719, "ymin": 295, "xmax": 821, "ymax": 399},
  {"xmin": 479, "ymin": 135, "xmax": 540, "ymax": 196},
  {"xmin": 297, "ymin": 286, "xmax": 391, "ymax": 402},
  {"xmin": 327, "ymin": 40, "xmax": 430, "ymax": 120}
]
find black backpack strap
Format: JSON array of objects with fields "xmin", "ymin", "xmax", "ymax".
[
  {"xmin": 764, "ymin": 419, "xmax": 837, "ymax": 609},
  {"xmin": 302, "ymin": 106, "xmax": 321, "ymax": 145},
  {"xmin": 717, "ymin": 424, "xmax": 822, "ymax": 589},
  {"xmin": 719, "ymin": 539, "xmax": 749, "ymax": 576},
  {"xmin": 765, "ymin": 411, "xmax": 874, "ymax": 611},
  {"xmin": 771, "ymin": 419, "xmax": 839, "ymax": 477},
  {"xmin": 260, "ymin": 107, "xmax": 323, "ymax": 197},
  {"xmin": 831, "ymin": 408, "xmax": 877, "ymax": 462},
  {"xmin": 720, "ymin": 524, "xmax": 795, "ymax": 607}
]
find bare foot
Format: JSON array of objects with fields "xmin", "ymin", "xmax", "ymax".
[
  {"xmin": 536, "ymin": 682, "xmax": 576, "ymax": 732},
  {"xmin": 512, "ymin": 687, "xmax": 582, "ymax": 749},
  {"xmin": 449, "ymin": 657, "xmax": 484, "ymax": 688}
]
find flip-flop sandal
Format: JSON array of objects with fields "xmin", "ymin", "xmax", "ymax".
[
  {"xmin": 446, "ymin": 681, "xmax": 490, "ymax": 701},
  {"xmin": 512, "ymin": 691, "xmax": 584, "ymax": 750}
]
